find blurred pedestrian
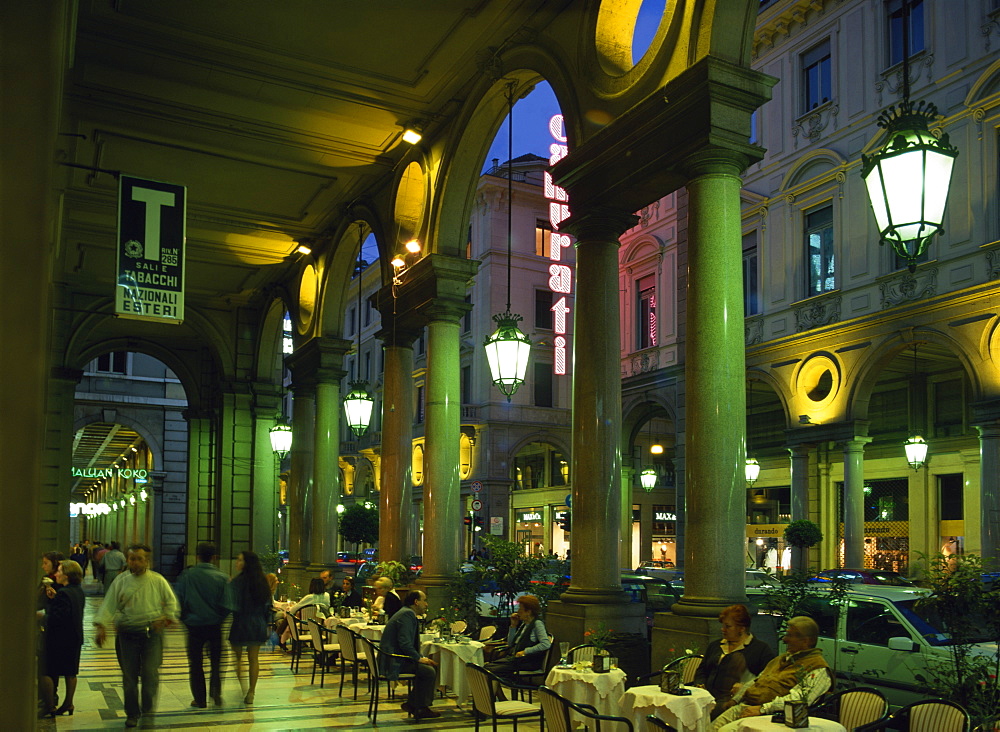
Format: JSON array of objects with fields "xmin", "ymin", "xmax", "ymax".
[
  {"xmin": 175, "ymin": 542, "xmax": 229, "ymax": 708},
  {"xmin": 227, "ymin": 550, "xmax": 271, "ymax": 705}
]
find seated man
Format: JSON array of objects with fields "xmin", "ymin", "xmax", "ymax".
[
  {"xmin": 711, "ymin": 616, "xmax": 830, "ymax": 732},
  {"xmin": 339, "ymin": 576, "xmax": 364, "ymax": 609},
  {"xmin": 379, "ymin": 590, "xmax": 439, "ymax": 720}
]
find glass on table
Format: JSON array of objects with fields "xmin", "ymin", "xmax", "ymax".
[{"xmin": 559, "ymin": 641, "xmax": 570, "ymax": 665}]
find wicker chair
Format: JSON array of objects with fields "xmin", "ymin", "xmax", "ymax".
[
  {"xmin": 333, "ymin": 625, "xmax": 367, "ymax": 699},
  {"xmin": 854, "ymin": 698, "xmax": 971, "ymax": 732},
  {"xmin": 306, "ymin": 618, "xmax": 340, "ymax": 687},
  {"xmin": 809, "ymin": 687, "xmax": 888, "ymax": 730},
  {"xmin": 538, "ymin": 685, "xmax": 632, "ymax": 732},
  {"xmin": 355, "ymin": 634, "xmax": 415, "ymax": 724},
  {"xmin": 466, "ymin": 662, "xmax": 542, "ymax": 732},
  {"xmin": 633, "ymin": 654, "xmax": 703, "ymax": 687}
]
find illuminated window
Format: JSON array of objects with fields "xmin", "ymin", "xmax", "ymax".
[
  {"xmin": 802, "ymin": 41, "xmax": 832, "ymax": 112},
  {"xmin": 535, "ymin": 220, "xmax": 551, "ymax": 257},
  {"xmin": 743, "ymin": 231, "xmax": 759, "ymax": 316},
  {"xmin": 636, "ymin": 274, "xmax": 657, "ymax": 350},
  {"xmin": 887, "ymin": 0, "xmax": 924, "ymax": 67},
  {"xmin": 805, "ymin": 206, "xmax": 835, "ymax": 296}
]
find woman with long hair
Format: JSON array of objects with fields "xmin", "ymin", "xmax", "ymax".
[{"xmin": 227, "ymin": 550, "xmax": 272, "ymax": 704}]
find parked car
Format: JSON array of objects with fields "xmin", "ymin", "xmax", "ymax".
[
  {"xmin": 620, "ymin": 573, "xmax": 682, "ymax": 633},
  {"xmin": 650, "ymin": 569, "xmax": 776, "ymax": 587},
  {"xmin": 810, "ymin": 568, "xmax": 916, "ymax": 587},
  {"xmin": 745, "ymin": 584, "xmax": 999, "ymax": 710}
]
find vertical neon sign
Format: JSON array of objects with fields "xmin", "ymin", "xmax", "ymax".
[{"xmin": 544, "ymin": 115, "xmax": 572, "ymax": 375}]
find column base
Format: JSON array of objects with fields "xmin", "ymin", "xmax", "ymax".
[
  {"xmin": 651, "ymin": 612, "xmax": 718, "ymax": 672},
  {"xmin": 417, "ymin": 580, "xmax": 454, "ymax": 619},
  {"xmin": 281, "ymin": 562, "xmax": 311, "ymax": 595},
  {"xmin": 545, "ymin": 597, "xmax": 646, "ymax": 649}
]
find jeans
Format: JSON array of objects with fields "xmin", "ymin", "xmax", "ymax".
[
  {"xmin": 186, "ymin": 624, "xmax": 223, "ymax": 705},
  {"xmin": 115, "ymin": 628, "xmax": 164, "ymax": 717}
]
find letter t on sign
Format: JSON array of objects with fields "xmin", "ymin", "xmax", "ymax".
[{"xmin": 131, "ymin": 187, "xmax": 176, "ymax": 262}]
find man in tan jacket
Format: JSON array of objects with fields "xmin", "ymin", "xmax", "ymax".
[{"xmin": 711, "ymin": 616, "xmax": 831, "ymax": 731}]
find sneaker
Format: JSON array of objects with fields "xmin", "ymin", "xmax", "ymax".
[{"xmin": 125, "ymin": 716, "xmax": 140, "ymax": 728}]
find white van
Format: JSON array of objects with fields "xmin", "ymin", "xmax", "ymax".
[{"xmin": 745, "ymin": 585, "xmax": 998, "ymax": 710}]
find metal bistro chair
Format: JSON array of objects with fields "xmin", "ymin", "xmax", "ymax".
[
  {"xmin": 855, "ymin": 698, "xmax": 971, "ymax": 732},
  {"xmin": 539, "ymin": 685, "xmax": 632, "ymax": 732},
  {"xmin": 510, "ymin": 634, "xmax": 556, "ymax": 700},
  {"xmin": 644, "ymin": 716, "xmax": 678, "ymax": 732},
  {"xmin": 334, "ymin": 624, "xmax": 367, "ymax": 700},
  {"xmin": 633, "ymin": 654, "xmax": 703, "ymax": 687},
  {"xmin": 809, "ymin": 687, "xmax": 888, "ymax": 730},
  {"xmin": 450, "ymin": 619, "xmax": 468, "ymax": 635},
  {"xmin": 466, "ymin": 662, "xmax": 542, "ymax": 732},
  {"xmin": 566, "ymin": 643, "xmax": 596, "ymax": 664},
  {"xmin": 356, "ymin": 633, "xmax": 415, "ymax": 724},
  {"xmin": 306, "ymin": 618, "xmax": 340, "ymax": 688},
  {"xmin": 285, "ymin": 611, "xmax": 312, "ymax": 674}
]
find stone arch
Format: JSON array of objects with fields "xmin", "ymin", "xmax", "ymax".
[
  {"xmin": 509, "ymin": 431, "xmax": 572, "ymax": 460},
  {"xmin": 72, "ymin": 412, "xmax": 164, "ymax": 475},
  {"xmin": 848, "ymin": 328, "xmax": 984, "ymax": 422},
  {"xmin": 747, "ymin": 367, "xmax": 793, "ymax": 431},
  {"xmin": 779, "ymin": 149, "xmax": 848, "ymax": 192},
  {"xmin": 621, "ymin": 234, "xmax": 664, "ymax": 264},
  {"xmin": 254, "ymin": 296, "xmax": 290, "ymax": 386},
  {"xmin": 966, "ymin": 57, "xmax": 1000, "ymax": 107},
  {"xmin": 622, "ymin": 392, "xmax": 675, "ymax": 446}
]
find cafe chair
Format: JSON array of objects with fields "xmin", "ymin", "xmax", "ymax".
[
  {"xmin": 567, "ymin": 643, "xmax": 596, "ymax": 664},
  {"xmin": 538, "ymin": 685, "xmax": 633, "ymax": 732},
  {"xmin": 466, "ymin": 663, "xmax": 542, "ymax": 732},
  {"xmin": 633, "ymin": 654, "xmax": 703, "ymax": 687},
  {"xmin": 853, "ymin": 698, "xmax": 970, "ymax": 732},
  {"xmin": 306, "ymin": 618, "xmax": 340, "ymax": 688},
  {"xmin": 356, "ymin": 634, "xmax": 415, "ymax": 724},
  {"xmin": 334, "ymin": 625, "xmax": 367, "ymax": 700},
  {"xmin": 809, "ymin": 687, "xmax": 888, "ymax": 730},
  {"xmin": 644, "ymin": 716, "xmax": 678, "ymax": 732},
  {"xmin": 285, "ymin": 612, "xmax": 312, "ymax": 674},
  {"xmin": 451, "ymin": 619, "xmax": 468, "ymax": 635},
  {"xmin": 478, "ymin": 624, "xmax": 497, "ymax": 641},
  {"xmin": 511, "ymin": 635, "xmax": 556, "ymax": 700}
]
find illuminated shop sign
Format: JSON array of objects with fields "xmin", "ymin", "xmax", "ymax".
[
  {"xmin": 69, "ymin": 502, "xmax": 112, "ymax": 517},
  {"xmin": 71, "ymin": 467, "xmax": 148, "ymax": 480},
  {"xmin": 543, "ymin": 115, "xmax": 573, "ymax": 376},
  {"xmin": 519, "ymin": 511, "xmax": 542, "ymax": 522},
  {"xmin": 654, "ymin": 511, "xmax": 677, "ymax": 522},
  {"xmin": 553, "ymin": 510, "xmax": 567, "ymax": 522}
]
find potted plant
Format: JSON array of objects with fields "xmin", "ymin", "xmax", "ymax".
[
  {"xmin": 584, "ymin": 622, "xmax": 614, "ymax": 672},
  {"xmin": 783, "ymin": 520, "xmax": 823, "ymax": 574}
]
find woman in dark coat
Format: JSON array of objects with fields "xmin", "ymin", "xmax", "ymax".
[
  {"xmin": 693, "ymin": 603, "xmax": 775, "ymax": 713},
  {"xmin": 228, "ymin": 550, "xmax": 272, "ymax": 705},
  {"xmin": 39, "ymin": 560, "xmax": 85, "ymax": 717}
]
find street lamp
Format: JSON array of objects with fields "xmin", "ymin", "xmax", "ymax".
[
  {"xmin": 343, "ymin": 222, "xmax": 374, "ymax": 436},
  {"xmin": 904, "ymin": 435, "xmax": 928, "ymax": 470},
  {"xmin": 269, "ymin": 419, "xmax": 292, "ymax": 460},
  {"xmin": 745, "ymin": 457, "xmax": 761, "ymax": 486},
  {"xmin": 640, "ymin": 467, "xmax": 658, "ymax": 492},
  {"xmin": 485, "ymin": 80, "xmax": 531, "ymax": 400},
  {"xmin": 861, "ymin": 1, "xmax": 957, "ymax": 272}
]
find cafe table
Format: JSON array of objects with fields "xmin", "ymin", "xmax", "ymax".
[
  {"xmin": 544, "ymin": 665, "xmax": 628, "ymax": 721},
  {"xmin": 618, "ymin": 685, "xmax": 715, "ymax": 732},
  {"xmin": 729, "ymin": 717, "xmax": 846, "ymax": 732},
  {"xmin": 419, "ymin": 637, "xmax": 485, "ymax": 704}
]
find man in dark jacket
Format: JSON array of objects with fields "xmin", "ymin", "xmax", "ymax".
[
  {"xmin": 379, "ymin": 590, "xmax": 439, "ymax": 720},
  {"xmin": 174, "ymin": 542, "xmax": 230, "ymax": 708}
]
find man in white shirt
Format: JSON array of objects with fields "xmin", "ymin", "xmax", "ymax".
[{"xmin": 94, "ymin": 544, "xmax": 179, "ymax": 728}]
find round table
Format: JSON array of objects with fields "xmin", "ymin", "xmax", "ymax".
[
  {"xmin": 618, "ymin": 685, "xmax": 715, "ymax": 732},
  {"xmin": 420, "ymin": 638, "xmax": 485, "ymax": 704},
  {"xmin": 544, "ymin": 665, "xmax": 628, "ymax": 720},
  {"xmin": 729, "ymin": 716, "xmax": 846, "ymax": 732}
]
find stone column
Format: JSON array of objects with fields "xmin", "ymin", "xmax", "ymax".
[
  {"xmin": 788, "ymin": 443, "xmax": 811, "ymax": 573},
  {"xmin": 419, "ymin": 299, "xmax": 466, "ymax": 607},
  {"xmin": 40, "ymin": 367, "xmax": 82, "ymax": 553},
  {"xmin": 283, "ymin": 364, "xmax": 316, "ymax": 585},
  {"xmin": 842, "ymin": 438, "xmax": 871, "ymax": 569},
  {"xmin": 976, "ymin": 424, "xmax": 1000, "ymax": 560},
  {"xmin": 252, "ymin": 387, "xmax": 282, "ymax": 558},
  {"xmin": 376, "ymin": 315, "xmax": 420, "ymax": 561},
  {"xmin": 676, "ymin": 149, "xmax": 751, "ymax": 616}
]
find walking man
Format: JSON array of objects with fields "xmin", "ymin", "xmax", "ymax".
[
  {"xmin": 94, "ymin": 544, "xmax": 179, "ymax": 728},
  {"xmin": 175, "ymin": 542, "xmax": 229, "ymax": 708}
]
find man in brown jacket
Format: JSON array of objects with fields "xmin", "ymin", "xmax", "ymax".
[{"xmin": 711, "ymin": 616, "xmax": 831, "ymax": 731}]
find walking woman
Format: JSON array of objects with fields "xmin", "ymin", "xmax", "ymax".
[
  {"xmin": 227, "ymin": 551, "xmax": 271, "ymax": 705},
  {"xmin": 39, "ymin": 560, "xmax": 85, "ymax": 717}
]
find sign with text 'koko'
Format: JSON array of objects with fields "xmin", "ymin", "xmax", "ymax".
[{"xmin": 116, "ymin": 175, "xmax": 186, "ymax": 323}]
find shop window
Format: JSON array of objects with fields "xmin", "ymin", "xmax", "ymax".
[
  {"xmin": 887, "ymin": 0, "xmax": 924, "ymax": 67},
  {"xmin": 938, "ymin": 474, "xmax": 963, "ymax": 520},
  {"xmin": 802, "ymin": 41, "xmax": 832, "ymax": 113},
  {"xmin": 636, "ymin": 274, "xmax": 657, "ymax": 350},
  {"xmin": 743, "ymin": 230, "xmax": 759, "ymax": 316},
  {"xmin": 535, "ymin": 290, "xmax": 553, "ymax": 330},
  {"xmin": 836, "ymin": 478, "xmax": 910, "ymax": 573},
  {"xmin": 533, "ymin": 361, "xmax": 553, "ymax": 408},
  {"xmin": 805, "ymin": 205, "xmax": 835, "ymax": 296}
]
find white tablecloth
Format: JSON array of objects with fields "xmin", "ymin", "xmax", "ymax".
[
  {"xmin": 323, "ymin": 614, "xmax": 369, "ymax": 629},
  {"xmin": 420, "ymin": 639, "xmax": 485, "ymax": 703},
  {"xmin": 730, "ymin": 717, "xmax": 846, "ymax": 732},
  {"xmin": 544, "ymin": 666, "xmax": 627, "ymax": 720},
  {"xmin": 618, "ymin": 685, "xmax": 715, "ymax": 732}
]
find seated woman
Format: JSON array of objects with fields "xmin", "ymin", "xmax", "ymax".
[
  {"xmin": 276, "ymin": 578, "xmax": 330, "ymax": 646},
  {"xmin": 693, "ymin": 604, "xmax": 774, "ymax": 714},
  {"xmin": 484, "ymin": 594, "xmax": 551, "ymax": 682},
  {"xmin": 339, "ymin": 576, "xmax": 364, "ymax": 609}
]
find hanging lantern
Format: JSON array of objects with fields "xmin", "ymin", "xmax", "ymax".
[
  {"xmin": 640, "ymin": 467, "xmax": 658, "ymax": 492},
  {"xmin": 343, "ymin": 380, "xmax": 374, "ymax": 436},
  {"xmin": 269, "ymin": 419, "xmax": 293, "ymax": 459},
  {"xmin": 484, "ymin": 311, "xmax": 531, "ymax": 401},
  {"xmin": 745, "ymin": 457, "xmax": 761, "ymax": 486},
  {"xmin": 904, "ymin": 435, "xmax": 928, "ymax": 470}
]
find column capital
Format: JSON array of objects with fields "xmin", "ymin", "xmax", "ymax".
[
  {"xmin": 681, "ymin": 146, "xmax": 753, "ymax": 179},
  {"xmin": 559, "ymin": 207, "xmax": 639, "ymax": 244},
  {"xmin": 373, "ymin": 292, "xmax": 424, "ymax": 347},
  {"xmin": 421, "ymin": 296, "xmax": 470, "ymax": 324},
  {"xmin": 789, "ymin": 420, "xmax": 869, "ymax": 445},
  {"xmin": 842, "ymin": 436, "xmax": 873, "ymax": 452},
  {"xmin": 974, "ymin": 422, "xmax": 1000, "ymax": 439},
  {"xmin": 286, "ymin": 336, "xmax": 351, "ymax": 385},
  {"xmin": 376, "ymin": 252, "xmax": 478, "ymax": 325}
]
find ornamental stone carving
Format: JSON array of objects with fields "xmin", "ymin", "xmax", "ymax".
[
  {"xmin": 745, "ymin": 316, "xmax": 763, "ymax": 346},
  {"xmin": 791, "ymin": 103, "xmax": 838, "ymax": 148},
  {"xmin": 879, "ymin": 268, "xmax": 937, "ymax": 309},
  {"xmin": 622, "ymin": 349, "xmax": 659, "ymax": 378},
  {"xmin": 794, "ymin": 295, "xmax": 841, "ymax": 332}
]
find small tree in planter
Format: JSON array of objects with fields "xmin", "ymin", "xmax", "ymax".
[
  {"xmin": 784, "ymin": 519, "xmax": 823, "ymax": 575},
  {"xmin": 338, "ymin": 503, "xmax": 379, "ymax": 555}
]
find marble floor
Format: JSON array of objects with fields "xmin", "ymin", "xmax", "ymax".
[{"xmin": 39, "ymin": 580, "xmax": 539, "ymax": 731}]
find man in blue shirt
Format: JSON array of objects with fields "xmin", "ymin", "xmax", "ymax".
[{"xmin": 175, "ymin": 542, "xmax": 230, "ymax": 708}]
